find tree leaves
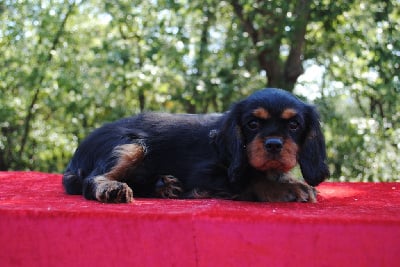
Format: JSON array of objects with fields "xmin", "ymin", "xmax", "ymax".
[{"xmin": 0, "ymin": 0, "xmax": 398, "ymax": 181}]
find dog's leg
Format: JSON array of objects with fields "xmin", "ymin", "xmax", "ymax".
[
  {"xmin": 106, "ymin": 143, "xmax": 146, "ymax": 181},
  {"xmin": 240, "ymin": 174, "xmax": 317, "ymax": 202},
  {"xmin": 83, "ymin": 143, "xmax": 145, "ymax": 203}
]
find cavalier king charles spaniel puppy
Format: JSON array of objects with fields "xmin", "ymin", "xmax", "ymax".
[{"xmin": 63, "ymin": 88, "xmax": 329, "ymax": 203}]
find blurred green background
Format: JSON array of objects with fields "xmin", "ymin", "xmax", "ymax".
[{"xmin": 0, "ymin": 0, "xmax": 399, "ymax": 181}]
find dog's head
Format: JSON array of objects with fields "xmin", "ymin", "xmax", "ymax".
[{"xmin": 217, "ymin": 88, "xmax": 329, "ymax": 186}]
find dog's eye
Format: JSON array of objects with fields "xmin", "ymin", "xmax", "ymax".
[
  {"xmin": 288, "ymin": 120, "xmax": 300, "ymax": 131},
  {"xmin": 247, "ymin": 120, "xmax": 260, "ymax": 130}
]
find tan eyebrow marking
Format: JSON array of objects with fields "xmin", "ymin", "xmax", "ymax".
[
  {"xmin": 252, "ymin": 107, "xmax": 270, "ymax": 119},
  {"xmin": 281, "ymin": 108, "xmax": 297, "ymax": 119}
]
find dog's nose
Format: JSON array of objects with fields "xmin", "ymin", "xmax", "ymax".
[{"xmin": 265, "ymin": 138, "xmax": 283, "ymax": 153}]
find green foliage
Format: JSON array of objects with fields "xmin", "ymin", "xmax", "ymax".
[
  {"xmin": 316, "ymin": 94, "xmax": 400, "ymax": 182},
  {"xmin": 0, "ymin": 0, "xmax": 398, "ymax": 181},
  {"xmin": 305, "ymin": 0, "xmax": 400, "ymax": 181}
]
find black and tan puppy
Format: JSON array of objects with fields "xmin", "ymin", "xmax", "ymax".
[{"xmin": 63, "ymin": 88, "xmax": 329, "ymax": 203}]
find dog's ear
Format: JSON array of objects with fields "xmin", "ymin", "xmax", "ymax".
[
  {"xmin": 298, "ymin": 105, "xmax": 330, "ymax": 186},
  {"xmin": 215, "ymin": 102, "xmax": 247, "ymax": 183}
]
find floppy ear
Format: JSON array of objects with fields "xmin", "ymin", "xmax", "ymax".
[
  {"xmin": 298, "ymin": 105, "xmax": 330, "ymax": 186},
  {"xmin": 215, "ymin": 102, "xmax": 247, "ymax": 183}
]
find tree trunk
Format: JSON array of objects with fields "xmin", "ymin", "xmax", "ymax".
[
  {"xmin": 283, "ymin": 0, "xmax": 311, "ymax": 91},
  {"xmin": 230, "ymin": 0, "xmax": 312, "ymax": 92}
]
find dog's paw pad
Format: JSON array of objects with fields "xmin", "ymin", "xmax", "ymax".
[{"xmin": 95, "ymin": 180, "xmax": 133, "ymax": 203}]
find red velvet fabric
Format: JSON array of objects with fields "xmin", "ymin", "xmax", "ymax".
[{"xmin": 1, "ymin": 171, "xmax": 399, "ymax": 266}]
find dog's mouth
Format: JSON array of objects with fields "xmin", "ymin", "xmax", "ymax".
[{"xmin": 257, "ymin": 158, "xmax": 290, "ymax": 172}]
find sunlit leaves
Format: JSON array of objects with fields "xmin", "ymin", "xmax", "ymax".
[{"xmin": 0, "ymin": 0, "xmax": 398, "ymax": 181}]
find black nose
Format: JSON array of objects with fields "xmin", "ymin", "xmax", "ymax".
[{"xmin": 265, "ymin": 138, "xmax": 283, "ymax": 153}]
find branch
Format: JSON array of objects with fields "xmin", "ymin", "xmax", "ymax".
[
  {"xmin": 19, "ymin": 1, "xmax": 77, "ymax": 158},
  {"xmin": 229, "ymin": 0, "xmax": 259, "ymax": 44},
  {"xmin": 354, "ymin": 94, "xmax": 368, "ymax": 117}
]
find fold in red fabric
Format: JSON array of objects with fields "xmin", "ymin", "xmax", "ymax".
[{"xmin": 0, "ymin": 171, "xmax": 399, "ymax": 266}]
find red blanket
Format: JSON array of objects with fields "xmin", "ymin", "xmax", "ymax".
[{"xmin": 1, "ymin": 171, "xmax": 399, "ymax": 266}]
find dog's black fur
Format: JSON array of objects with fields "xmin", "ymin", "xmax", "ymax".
[{"xmin": 63, "ymin": 88, "xmax": 329, "ymax": 203}]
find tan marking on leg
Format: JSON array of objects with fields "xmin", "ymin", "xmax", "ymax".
[
  {"xmin": 106, "ymin": 143, "xmax": 145, "ymax": 181},
  {"xmin": 252, "ymin": 107, "xmax": 270, "ymax": 120},
  {"xmin": 281, "ymin": 108, "xmax": 297, "ymax": 119}
]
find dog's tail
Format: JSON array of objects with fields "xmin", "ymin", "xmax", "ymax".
[{"xmin": 62, "ymin": 166, "xmax": 83, "ymax": 195}]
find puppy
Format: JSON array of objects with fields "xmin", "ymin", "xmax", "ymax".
[{"xmin": 63, "ymin": 88, "xmax": 329, "ymax": 203}]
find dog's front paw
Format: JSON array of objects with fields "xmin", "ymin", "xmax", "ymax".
[
  {"xmin": 281, "ymin": 182, "xmax": 317, "ymax": 203},
  {"xmin": 155, "ymin": 175, "xmax": 183, "ymax": 198},
  {"xmin": 94, "ymin": 178, "xmax": 133, "ymax": 203},
  {"xmin": 247, "ymin": 178, "xmax": 317, "ymax": 203}
]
